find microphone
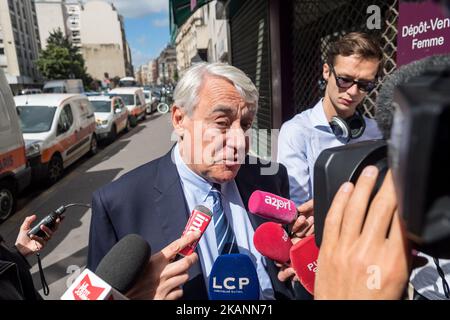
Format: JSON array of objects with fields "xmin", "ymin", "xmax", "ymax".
[
  {"xmin": 208, "ymin": 254, "xmax": 260, "ymax": 300},
  {"xmin": 253, "ymin": 222, "xmax": 292, "ymax": 264},
  {"xmin": 289, "ymin": 235, "xmax": 319, "ymax": 295},
  {"xmin": 61, "ymin": 234, "xmax": 151, "ymax": 300},
  {"xmin": 248, "ymin": 190, "xmax": 297, "ymax": 224},
  {"xmin": 178, "ymin": 205, "xmax": 213, "ymax": 256},
  {"xmin": 375, "ymin": 53, "xmax": 450, "ymax": 139}
]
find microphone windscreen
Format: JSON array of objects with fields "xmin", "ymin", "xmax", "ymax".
[
  {"xmin": 253, "ymin": 222, "xmax": 292, "ymax": 264},
  {"xmin": 290, "ymin": 235, "xmax": 319, "ymax": 295},
  {"xmin": 95, "ymin": 234, "xmax": 151, "ymax": 293},
  {"xmin": 248, "ymin": 190, "xmax": 297, "ymax": 224},
  {"xmin": 375, "ymin": 54, "xmax": 450, "ymax": 139},
  {"xmin": 209, "ymin": 254, "xmax": 260, "ymax": 300}
]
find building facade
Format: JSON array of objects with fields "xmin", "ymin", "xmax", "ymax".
[
  {"xmin": 148, "ymin": 59, "xmax": 158, "ymax": 85},
  {"xmin": 0, "ymin": 0, "xmax": 42, "ymax": 93},
  {"xmin": 157, "ymin": 44, "xmax": 177, "ymax": 85},
  {"xmin": 34, "ymin": 0, "xmax": 69, "ymax": 49},
  {"xmin": 52, "ymin": 0, "xmax": 133, "ymax": 81},
  {"xmin": 175, "ymin": 1, "xmax": 230, "ymax": 77},
  {"xmin": 65, "ymin": 0, "xmax": 82, "ymax": 47}
]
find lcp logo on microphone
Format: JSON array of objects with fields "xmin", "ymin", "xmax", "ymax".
[{"xmin": 212, "ymin": 277, "xmax": 250, "ymax": 293}]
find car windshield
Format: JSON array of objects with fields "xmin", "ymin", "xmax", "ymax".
[
  {"xmin": 91, "ymin": 100, "xmax": 111, "ymax": 113},
  {"xmin": 115, "ymin": 94, "xmax": 134, "ymax": 105},
  {"xmin": 16, "ymin": 106, "xmax": 57, "ymax": 133}
]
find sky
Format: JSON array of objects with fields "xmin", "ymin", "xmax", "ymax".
[{"xmin": 84, "ymin": 0, "xmax": 171, "ymax": 69}]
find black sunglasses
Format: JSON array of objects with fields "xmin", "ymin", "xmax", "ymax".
[{"xmin": 329, "ymin": 64, "xmax": 377, "ymax": 93}]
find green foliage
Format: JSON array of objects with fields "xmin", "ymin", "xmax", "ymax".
[{"xmin": 36, "ymin": 29, "xmax": 92, "ymax": 86}]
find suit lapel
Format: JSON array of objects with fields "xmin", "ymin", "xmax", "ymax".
[
  {"xmin": 152, "ymin": 148, "xmax": 208, "ymax": 299},
  {"xmin": 153, "ymin": 148, "xmax": 189, "ymax": 239}
]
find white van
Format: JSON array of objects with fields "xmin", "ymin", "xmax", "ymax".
[
  {"xmin": 0, "ymin": 70, "xmax": 31, "ymax": 222},
  {"xmin": 43, "ymin": 79, "xmax": 84, "ymax": 94},
  {"xmin": 108, "ymin": 87, "xmax": 146, "ymax": 127},
  {"xmin": 14, "ymin": 94, "xmax": 97, "ymax": 185},
  {"xmin": 88, "ymin": 95, "xmax": 129, "ymax": 142}
]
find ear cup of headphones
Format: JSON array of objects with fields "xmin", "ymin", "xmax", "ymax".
[
  {"xmin": 329, "ymin": 109, "xmax": 366, "ymax": 142},
  {"xmin": 330, "ymin": 116, "xmax": 351, "ymax": 142}
]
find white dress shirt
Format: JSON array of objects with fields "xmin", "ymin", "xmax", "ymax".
[
  {"xmin": 172, "ymin": 143, "xmax": 275, "ymax": 300},
  {"xmin": 277, "ymin": 99, "xmax": 382, "ymax": 205}
]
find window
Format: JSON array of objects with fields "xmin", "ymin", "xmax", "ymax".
[
  {"xmin": 0, "ymin": 48, "xmax": 4, "ymax": 55},
  {"xmin": 58, "ymin": 104, "xmax": 74, "ymax": 135},
  {"xmin": 134, "ymin": 94, "xmax": 139, "ymax": 106}
]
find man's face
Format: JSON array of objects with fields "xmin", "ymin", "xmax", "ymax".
[
  {"xmin": 323, "ymin": 54, "xmax": 379, "ymax": 117},
  {"xmin": 173, "ymin": 75, "xmax": 255, "ymax": 184}
]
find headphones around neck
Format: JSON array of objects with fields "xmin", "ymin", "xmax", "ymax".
[{"xmin": 329, "ymin": 109, "xmax": 366, "ymax": 143}]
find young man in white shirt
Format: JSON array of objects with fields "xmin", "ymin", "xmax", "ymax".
[{"xmin": 277, "ymin": 32, "xmax": 384, "ymax": 207}]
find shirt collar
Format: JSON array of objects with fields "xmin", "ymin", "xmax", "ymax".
[
  {"xmin": 173, "ymin": 143, "xmax": 215, "ymax": 202},
  {"xmin": 309, "ymin": 98, "xmax": 332, "ymax": 131}
]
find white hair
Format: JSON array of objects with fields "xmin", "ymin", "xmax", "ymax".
[{"xmin": 173, "ymin": 62, "xmax": 259, "ymax": 115}]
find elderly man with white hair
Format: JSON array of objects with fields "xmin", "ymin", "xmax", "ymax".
[{"xmin": 87, "ymin": 63, "xmax": 309, "ymax": 300}]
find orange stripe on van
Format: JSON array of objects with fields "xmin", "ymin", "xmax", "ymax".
[
  {"xmin": 0, "ymin": 147, "xmax": 27, "ymax": 175},
  {"xmin": 41, "ymin": 123, "xmax": 96, "ymax": 163},
  {"xmin": 131, "ymin": 107, "xmax": 144, "ymax": 117}
]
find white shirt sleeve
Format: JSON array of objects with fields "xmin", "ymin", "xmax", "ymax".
[{"xmin": 277, "ymin": 121, "xmax": 312, "ymax": 206}]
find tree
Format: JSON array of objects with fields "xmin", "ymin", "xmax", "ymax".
[{"xmin": 36, "ymin": 29, "xmax": 92, "ymax": 86}]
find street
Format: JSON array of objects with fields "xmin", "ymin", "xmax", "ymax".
[{"xmin": 0, "ymin": 112, "xmax": 174, "ymax": 300}]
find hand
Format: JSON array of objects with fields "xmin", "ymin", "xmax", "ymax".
[
  {"xmin": 277, "ymin": 200, "xmax": 314, "ymax": 283},
  {"xmin": 291, "ymin": 199, "xmax": 315, "ymax": 238},
  {"xmin": 125, "ymin": 231, "xmax": 201, "ymax": 300},
  {"xmin": 314, "ymin": 166, "xmax": 411, "ymax": 300},
  {"xmin": 15, "ymin": 215, "xmax": 62, "ymax": 257}
]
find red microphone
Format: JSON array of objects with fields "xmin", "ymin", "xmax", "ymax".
[
  {"xmin": 253, "ymin": 222, "xmax": 292, "ymax": 264},
  {"xmin": 248, "ymin": 191, "xmax": 297, "ymax": 224},
  {"xmin": 289, "ymin": 235, "xmax": 319, "ymax": 295},
  {"xmin": 178, "ymin": 205, "xmax": 213, "ymax": 256}
]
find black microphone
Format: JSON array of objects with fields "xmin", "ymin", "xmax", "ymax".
[
  {"xmin": 61, "ymin": 234, "xmax": 151, "ymax": 299},
  {"xmin": 95, "ymin": 234, "xmax": 151, "ymax": 293}
]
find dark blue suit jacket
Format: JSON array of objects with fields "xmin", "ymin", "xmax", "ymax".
[{"xmin": 87, "ymin": 149, "xmax": 296, "ymax": 299}]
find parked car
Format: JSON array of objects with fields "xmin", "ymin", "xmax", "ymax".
[
  {"xmin": 0, "ymin": 70, "xmax": 31, "ymax": 222},
  {"xmin": 143, "ymin": 90, "xmax": 157, "ymax": 115},
  {"xmin": 88, "ymin": 95, "xmax": 129, "ymax": 142},
  {"xmin": 43, "ymin": 79, "xmax": 84, "ymax": 94},
  {"xmin": 14, "ymin": 94, "xmax": 97, "ymax": 185},
  {"xmin": 108, "ymin": 87, "xmax": 146, "ymax": 127},
  {"xmin": 118, "ymin": 77, "xmax": 138, "ymax": 87}
]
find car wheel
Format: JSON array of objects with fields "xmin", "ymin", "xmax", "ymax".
[
  {"xmin": 0, "ymin": 180, "xmax": 16, "ymax": 222},
  {"xmin": 89, "ymin": 135, "xmax": 98, "ymax": 156},
  {"xmin": 47, "ymin": 155, "xmax": 63, "ymax": 185},
  {"xmin": 130, "ymin": 116, "xmax": 138, "ymax": 127},
  {"xmin": 124, "ymin": 119, "xmax": 131, "ymax": 132}
]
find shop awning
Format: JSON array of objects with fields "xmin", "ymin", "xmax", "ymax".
[{"xmin": 169, "ymin": 0, "xmax": 212, "ymax": 43}]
